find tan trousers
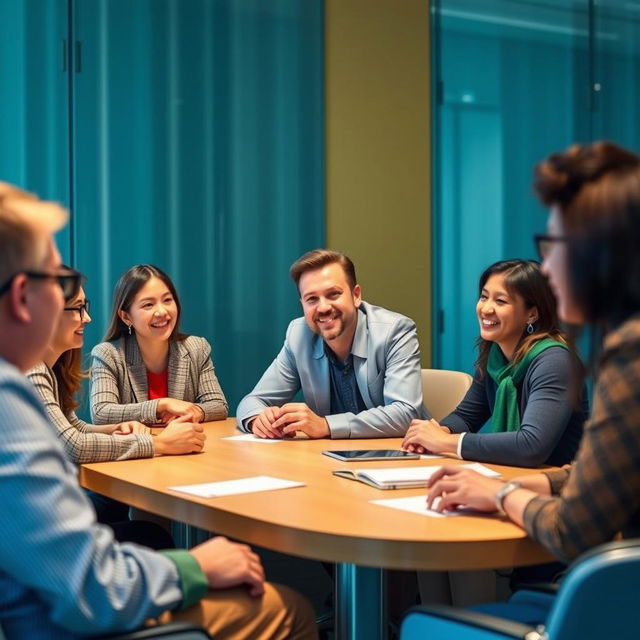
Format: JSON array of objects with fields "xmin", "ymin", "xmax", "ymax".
[{"xmin": 156, "ymin": 582, "xmax": 318, "ymax": 640}]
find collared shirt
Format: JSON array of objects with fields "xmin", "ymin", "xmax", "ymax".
[{"xmin": 325, "ymin": 344, "xmax": 367, "ymax": 415}]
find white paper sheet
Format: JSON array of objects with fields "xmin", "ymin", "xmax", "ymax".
[
  {"xmin": 370, "ymin": 495, "xmax": 470, "ymax": 518},
  {"xmin": 169, "ymin": 475, "xmax": 304, "ymax": 497},
  {"xmin": 223, "ymin": 433, "xmax": 285, "ymax": 443}
]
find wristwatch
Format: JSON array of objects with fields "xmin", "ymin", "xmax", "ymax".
[{"xmin": 495, "ymin": 481, "xmax": 521, "ymax": 512}]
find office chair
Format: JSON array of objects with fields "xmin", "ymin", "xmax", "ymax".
[
  {"xmin": 400, "ymin": 538, "xmax": 640, "ymax": 640},
  {"xmin": 421, "ymin": 369, "xmax": 473, "ymax": 421}
]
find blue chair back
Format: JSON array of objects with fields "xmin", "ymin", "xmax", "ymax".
[
  {"xmin": 401, "ymin": 538, "xmax": 640, "ymax": 640},
  {"xmin": 544, "ymin": 538, "xmax": 640, "ymax": 639}
]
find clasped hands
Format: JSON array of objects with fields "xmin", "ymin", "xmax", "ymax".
[
  {"xmin": 250, "ymin": 403, "xmax": 330, "ymax": 439},
  {"xmin": 156, "ymin": 397, "xmax": 205, "ymax": 424},
  {"xmin": 145, "ymin": 399, "xmax": 207, "ymax": 455}
]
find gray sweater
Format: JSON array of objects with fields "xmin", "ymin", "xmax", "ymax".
[{"xmin": 441, "ymin": 346, "xmax": 588, "ymax": 467}]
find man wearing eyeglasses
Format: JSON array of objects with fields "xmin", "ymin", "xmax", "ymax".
[{"xmin": 0, "ymin": 182, "xmax": 316, "ymax": 639}]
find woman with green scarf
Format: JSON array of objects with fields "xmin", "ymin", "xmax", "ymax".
[{"xmin": 402, "ymin": 259, "xmax": 587, "ymax": 467}]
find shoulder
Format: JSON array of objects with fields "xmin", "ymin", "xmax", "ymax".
[
  {"xmin": 360, "ymin": 301, "xmax": 416, "ymax": 336},
  {"xmin": 284, "ymin": 316, "xmax": 314, "ymax": 342},
  {"xmin": 0, "ymin": 359, "xmax": 46, "ymax": 414},
  {"xmin": 602, "ymin": 315, "xmax": 640, "ymax": 361},
  {"xmin": 590, "ymin": 317, "xmax": 640, "ymax": 417},
  {"xmin": 26, "ymin": 362, "xmax": 50, "ymax": 379},
  {"xmin": 598, "ymin": 316, "xmax": 640, "ymax": 383},
  {"xmin": 524, "ymin": 343, "xmax": 573, "ymax": 384},
  {"xmin": 179, "ymin": 335, "xmax": 212, "ymax": 358},
  {"xmin": 91, "ymin": 339, "xmax": 123, "ymax": 360},
  {"xmin": 25, "ymin": 362, "xmax": 54, "ymax": 388}
]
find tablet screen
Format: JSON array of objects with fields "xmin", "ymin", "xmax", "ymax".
[{"xmin": 322, "ymin": 449, "xmax": 419, "ymax": 461}]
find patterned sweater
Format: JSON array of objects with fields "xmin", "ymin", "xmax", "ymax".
[{"xmin": 27, "ymin": 363, "xmax": 154, "ymax": 463}]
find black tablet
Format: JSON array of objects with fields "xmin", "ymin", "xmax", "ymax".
[{"xmin": 322, "ymin": 449, "xmax": 420, "ymax": 462}]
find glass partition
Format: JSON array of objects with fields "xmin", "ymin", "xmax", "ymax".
[{"xmin": 432, "ymin": 0, "xmax": 640, "ymax": 372}]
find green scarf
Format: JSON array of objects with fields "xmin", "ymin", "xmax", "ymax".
[{"xmin": 487, "ymin": 338, "xmax": 568, "ymax": 433}]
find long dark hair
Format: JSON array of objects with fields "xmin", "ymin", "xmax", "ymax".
[
  {"xmin": 103, "ymin": 264, "xmax": 188, "ymax": 342},
  {"xmin": 534, "ymin": 141, "xmax": 640, "ymax": 329},
  {"xmin": 53, "ymin": 348, "xmax": 85, "ymax": 415},
  {"xmin": 475, "ymin": 259, "xmax": 566, "ymax": 376}
]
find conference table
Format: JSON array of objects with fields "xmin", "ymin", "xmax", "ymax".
[{"xmin": 79, "ymin": 419, "xmax": 555, "ymax": 640}]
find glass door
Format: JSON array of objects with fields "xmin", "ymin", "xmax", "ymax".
[{"xmin": 432, "ymin": 0, "xmax": 591, "ymax": 372}]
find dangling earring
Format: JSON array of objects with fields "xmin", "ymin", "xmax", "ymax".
[
  {"xmin": 526, "ymin": 322, "xmax": 534, "ymax": 335},
  {"xmin": 127, "ymin": 324, "xmax": 132, "ymax": 336}
]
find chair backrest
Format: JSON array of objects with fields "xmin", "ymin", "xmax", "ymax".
[
  {"xmin": 545, "ymin": 538, "xmax": 640, "ymax": 640},
  {"xmin": 421, "ymin": 369, "xmax": 473, "ymax": 421}
]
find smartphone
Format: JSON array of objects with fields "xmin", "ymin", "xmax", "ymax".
[{"xmin": 322, "ymin": 449, "xmax": 420, "ymax": 462}]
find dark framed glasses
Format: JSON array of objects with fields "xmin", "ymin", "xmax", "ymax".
[
  {"xmin": 0, "ymin": 268, "xmax": 84, "ymax": 300},
  {"xmin": 534, "ymin": 234, "xmax": 568, "ymax": 260},
  {"xmin": 64, "ymin": 299, "xmax": 90, "ymax": 321}
]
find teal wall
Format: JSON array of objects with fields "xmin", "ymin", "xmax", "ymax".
[{"xmin": 0, "ymin": 0, "xmax": 324, "ymax": 412}]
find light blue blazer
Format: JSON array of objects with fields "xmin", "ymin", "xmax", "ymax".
[{"xmin": 236, "ymin": 301, "xmax": 428, "ymax": 438}]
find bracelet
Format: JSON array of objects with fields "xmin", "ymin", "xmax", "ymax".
[{"xmin": 495, "ymin": 481, "xmax": 521, "ymax": 512}]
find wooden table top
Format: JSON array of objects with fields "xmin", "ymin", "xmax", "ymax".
[{"xmin": 79, "ymin": 419, "xmax": 555, "ymax": 570}]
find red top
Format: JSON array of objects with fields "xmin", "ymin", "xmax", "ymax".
[{"xmin": 147, "ymin": 368, "xmax": 168, "ymax": 400}]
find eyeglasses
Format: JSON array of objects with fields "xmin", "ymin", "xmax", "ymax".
[
  {"xmin": 534, "ymin": 234, "xmax": 568, "ymax": 260},
  {"xmin": 0, "ymin": 269, "xmax": 84, "ymax": 300},
  {"xmin": 64, "ymin": 299, "xmax": 90, "ymax": 321}
]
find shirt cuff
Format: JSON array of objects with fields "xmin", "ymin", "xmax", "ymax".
[
  {"xmin": 139, "ymin": 433, "xmax": 156, "ymax": 457},
  {"xmin": 142, "ymin": 398, "xmax": 160, "ymax": 424},
  {"xmin": 160, "ymin": 549, "xmax": 208, "ymax": 611},
  {"xmin": 456, "ymin": 432, "xmax": 465, "ymax": 459},
  {"xmin": 326, "ymin": 413, "xmax": 350, "ymax": 438}
]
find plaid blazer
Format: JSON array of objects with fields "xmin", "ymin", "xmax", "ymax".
[
  {"xmin": 523, "ymin": 314, "xmax": 640, "ymax": 563},
  {"xmin": 90, "ymin": 335, "xmax": 228, "ymax": 425},
  {"xmin": 27, "ymin": 362, "xmax": 154, "ymax": 463}
]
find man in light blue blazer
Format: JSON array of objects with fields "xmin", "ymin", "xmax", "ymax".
[{"xmin": 237, "ymin": 249, "xmax": 428, "ymax": 439}]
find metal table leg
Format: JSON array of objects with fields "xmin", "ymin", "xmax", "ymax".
[{"xmin": 336, "ymin": 564, "xmax": 387, "ymax": 639}]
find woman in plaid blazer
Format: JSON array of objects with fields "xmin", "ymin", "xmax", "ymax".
[
  {"xmin": 27, "ymin": 279, "xmax": 206, "ymax": 547},
  {"xmin": 90, "ymin": 264, "xmax": 228, "ymax": 426}
]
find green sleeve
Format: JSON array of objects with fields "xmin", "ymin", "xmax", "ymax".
[{"xmin": 160, "ymin": 549, "xmax": 208, "ymax": 610}]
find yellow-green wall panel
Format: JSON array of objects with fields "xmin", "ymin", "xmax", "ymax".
[{"xmin": 325, "ymin": 0, "xmax": 431, "ymax": 364}]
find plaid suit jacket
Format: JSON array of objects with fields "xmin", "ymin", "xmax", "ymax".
[
  {"xmin": 90, "ymin": 335, "xmax": 228, "ymax": 425},
  {"xmin": 523, "ymin": 314, "xmax": 640, "ymax": 563}
]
